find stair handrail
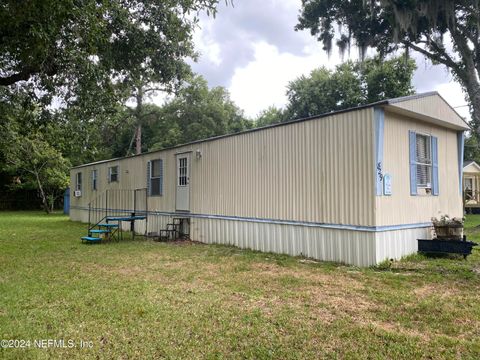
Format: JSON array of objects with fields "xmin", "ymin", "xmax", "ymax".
[{"xmin": 86, "ymin": 188, "xmax": 148, "ymax": 235}]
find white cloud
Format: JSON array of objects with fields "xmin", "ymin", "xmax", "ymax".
[
  {"xmin": 154, "ymin": 0, "xmax": 472, "ymax": 123},
  {"xmin": 192, "ymin": 21, "xmax": 222, "ymax": 66},
  {"xmin": 229, "ymin": 41, "xmax": 345, "ymax": 117}
]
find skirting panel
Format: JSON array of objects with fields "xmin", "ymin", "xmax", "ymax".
[
  {"xmin": 190, "ymin": 217, "xmax": 377, "ymax": 267},
  {"xmin": 70, "ymin": 208, "xmax": 431, "ymax": 267},
  {"xmin": 375, "ymin": 227, "xmax": 432, "ymax": 263},
  {"xmin": 70, "ymin": 208, "xmax": 88, "ymax": 223}
]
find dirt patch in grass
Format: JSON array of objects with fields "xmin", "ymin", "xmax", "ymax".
[
  {"xmin": 413, "ymin": 283, "xmax": 460, "ymax": 299},
  {"xmin": 368, "ymin": 320, "xmax": 430, "ymax": 341}
]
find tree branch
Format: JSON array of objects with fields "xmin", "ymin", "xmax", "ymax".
[
  {"xmin": 0, "ymin": 61, "xmax": 58, "ymax": 86},
  {"xmin": 0, "ymin": 68, "xmax": 35, "ymax": 86},
  {"xmin": 403, "ymin": 41, "xmax": 459, "ymax": 71},
  {"xmin": 143, "ymin": 87, "xmax": 167, "ymax": 94}
]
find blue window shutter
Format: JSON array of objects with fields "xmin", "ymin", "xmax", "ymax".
[
  {"xmin": 374, "ymin": 107, "xmax": 385, "ymax": 196},
  {"xmin": 431, "ymin": 136, "xmax": 439, "ymax": 196},
  {"xmin": 159, "ymin": 159, "xmax": 164, "ymax": 196},
  {"xmin": 146, "ymin": 161, "xmax": 151, "ymax": 196},
  {"xmin": 409, "ymin": 131, "xmax": 417, "ymax": 196},
  {"xmin": 458, "ymin": 131, "xmax": 465, "ymax": 194}
]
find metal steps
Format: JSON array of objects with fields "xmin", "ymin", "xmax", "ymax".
[
  {"xmin": 89, "ymin": 229, "xmax": 111, "ymax": 234},
  {"xmin": 81, "ymin": 236, "xmax": 102, "ymax": 243},
  {"xmin": 82, "ymin": 188, "xmax": 149, "ymax": 244},
  {"xmin": 97, "ymin": 223, "xmax": 119, "ymax": 228},
  {"xmin": 156, "ymin": 218, "xmax": 189, "ymax": 241}
]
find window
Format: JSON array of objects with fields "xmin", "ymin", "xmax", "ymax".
[
  {"xmin": 149, "ymin": 159, "xmax": 163, "ymax": 196},
  {"xmin": 76, "ymin": 172, "xmax": 82, "ymax": 191},
  {"xmin": 409, "ymin": 131, "xmax": 438, "ymax": 196},
  {"xmin": 415, "ymin": 134, "xmax": 432, "ymax": 189},
  {"xmin": 108, "ymin": 166, "xmax": 118, "ymax": 183},
  {"xmin": 465, "ymin": 178, "xmax": 473, "ymax": 200},
  {"xmin": 91, "ymin": 169, "xmax": 98, "ymax": 191},
  {"xmin": 178, "ymin": 157, "xmax": 188, "ymax": 186}
]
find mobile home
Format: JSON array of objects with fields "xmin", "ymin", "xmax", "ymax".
[
  {"xmin": 70, "ymin": 92, "xmax": 468, "ymax": 266},
  {"xmin": 463, "ymin": 160, "xmax": 480, "ymax": 211}
]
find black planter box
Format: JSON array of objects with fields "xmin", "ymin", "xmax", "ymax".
[{"xmin": 418, "ymin": 238, "xmax": 477, "ymax": 258}]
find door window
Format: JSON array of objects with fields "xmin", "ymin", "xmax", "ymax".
[{"xmin": 178, "ymin": 157, "xmax": 188, "ymax": 186}]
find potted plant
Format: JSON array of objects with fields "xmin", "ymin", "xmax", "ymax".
[
  {"xmin": 431, "ymin": 215, "xmax": 464, "ymax": 240},
  {"xmin": 418, "ymin": 215, "xmax": 476, "ymax": 259}
]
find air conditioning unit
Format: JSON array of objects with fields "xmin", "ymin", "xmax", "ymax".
[{"xmin": 74, "ymin": 190, "xmax": 82, "ymax": 197}]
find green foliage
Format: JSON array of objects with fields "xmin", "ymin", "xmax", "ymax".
[
  {"xmin": 148, "ymin": 75, "xmax": 251, "ymax": 151},
  {"xmin": 362, "ymin": 56, "xmax": 417, "ymax": 103},
  {"xmin": 0, "ymin": 0, "xmax": 221, "ymax": 95},
  {"xmin": 464, "ymin": 134, "xmax": 480, "ymax": 164},
  {"xmin": 295, "ymin": 0, "xmax": 479, "ymax": 130},
  {"xmin": 285, "ymin": 56, "xmax": 416, "ymax": 119},
  {"xmin": 255, "ymin": 106, "xmax": 287, "ymax": 127},
  {"xmin": 1, "ymin": 128, "xmax": 70, "ymax": 213},
  {"xmin": 0, "ymin": 0, "xmax": 226, "ymax": 204},
  {"xmin": 0, "ymin": 92, "xmax": 70, "ymax": 212}
]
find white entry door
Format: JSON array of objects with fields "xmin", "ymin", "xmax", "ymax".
[{"xmin": 176, "ymin": 154, "xmax": 190, "ymax": 211}]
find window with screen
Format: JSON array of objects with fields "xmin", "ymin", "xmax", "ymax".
[
  {"xmin": 76, "ymin": 172, "xmax": 82, "ymax": 191},
  {"xmin": 109, "ymin": 166, "xmax": 118, "ymax": 183},
  {"xmin": 415, "ymin": 134, "xmax": 432, "ymax": 189},
  {"xmin": 150, "ymin": 159, "xmax": 163, "ymax": 196},
  {"xmin": 92, "ymin": 169, "xmax": 98, "ymax": 191}
]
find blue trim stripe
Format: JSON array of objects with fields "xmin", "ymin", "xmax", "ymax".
[
  {"xmin": 409, "ymin": 130, "xmax": 417, "ymax": 196},
  {"xmin": 431, "ymin": 136, "xmax": 439, "ymax": 196},
  {"xmin": 71, "ymin": 206, "xmax": 431, "ymax": 233},
  {"xmin": 458, "ymin": 131, "xmax": 465, "ymax": 194},
  {"xmin": 374, "ymin": 107, "xmax": 385, "ymax": 196}
]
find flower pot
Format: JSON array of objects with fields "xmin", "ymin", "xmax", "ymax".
[{"xmin": 433, "ymin": 224, "xmax": 463, "ymax": 240}]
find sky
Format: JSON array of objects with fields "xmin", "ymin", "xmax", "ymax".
[{"xmin": 171, "ymin": 0, "xmax": 471, "ymax": 120}]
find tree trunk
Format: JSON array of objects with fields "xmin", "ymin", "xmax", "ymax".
[
  {"xmin": 454, "ymin": 65, "xmax": 480, "ymax": 134},
  {"xmin": 35, "ymin": 171, "xmax": 50, "ymax": 214},
  {"xmin": 135, "ymin": 86, "xmax": 144, "ymax": 155},
  {"xmin": 447, "ymin": 26, "xmax": 479, "ymax": 133},
  {"xmin": 469, "ymin": 91, "xmax": 480, "ymax": 136},
  {"xmin": 135, "ymin": 124, "xmax": 142, "ymax": 155}
]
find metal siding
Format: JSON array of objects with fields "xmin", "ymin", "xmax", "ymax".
[
  {"xmin": 374, "ymin": 107, "xmax": 385, "ymax": 196},
  {"xmin": 190, "ymin": 217, "xmax": 377, "ymax": 267},
  {"xmin": 376, "ymin": 111, "xmax": 463, "ymax": 226},
  {"xmin": 190, "ymin": 108, "xmax": 375, "ymax": 225},
  {"xmin": 390, "ymin": 95, "xmax": 466, "ymax": 129},
  {"xmin": 375, "ymin": 227, "xmax": 431, "ymax": 263},
  {"xmin": 69, "ymin": 108, "xmax": 375, "ymax": 226}
]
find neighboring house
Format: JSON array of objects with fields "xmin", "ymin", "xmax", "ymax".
[
  {"xmin": 70, "ymin": 92, "xmax": 468, "ymax": 266},
  {"xmin": 463, "ymin": 160, "xmax": 480, "ymax": 211}
]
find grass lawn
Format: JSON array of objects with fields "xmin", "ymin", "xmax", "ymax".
[{"xmin": 1, "ymin": 212, "xmax": 479, "ymax": 359}]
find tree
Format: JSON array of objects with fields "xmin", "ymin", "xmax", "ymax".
[
  {"xmin": 148, "ymin": 75, "xmax": 251, "ymax": 150},
  {"xmin": 255, "ymin": 106, "xmax": 287, "ymax": 127},
  {"xmin": 295, "ymin": 0, "xmax": 480, "ymax": 131},
  {"xmin": 0, "ymin": 0, "xmax": 221, "ymax": 88},
  {"xmin": 0, "ymin": 90, "xmax": 71, "ymax": 212},
  {"xmin": 285, "ymin": 56, "xmax": 416, "ymax": 119},
  {"xmin": 465, "ymin": 134, "xmax": 480, "ymax": 164},
  {"xmin": 1, "ymin": 0, "xmax": 228, "ymax": 155},
  {"xmin": 2, "ymin": 130, "xmax": 70, "ymax": 214}
]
